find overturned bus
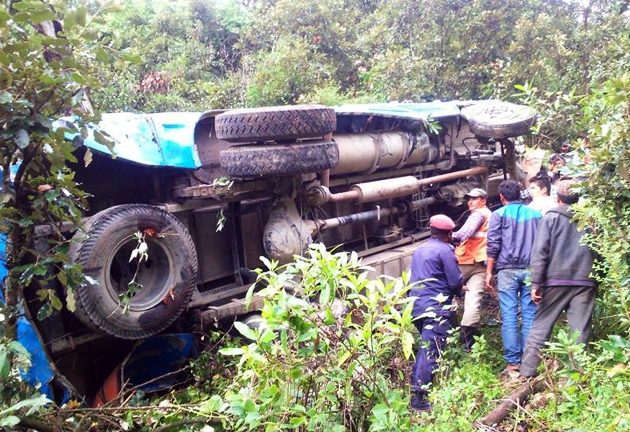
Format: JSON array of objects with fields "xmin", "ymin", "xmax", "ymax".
[{"xmin": 9, "ymin": 100, "xmax": 536, "ymax": 402}]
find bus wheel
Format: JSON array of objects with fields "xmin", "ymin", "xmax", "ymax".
[
  {"xmin": 69, "ymin": 204, "xmax": 198, "ymax": 339},
  {"xmin": 220, "ymin": 141, "xmax": 339, "ymax": 178},
  {"xmin": 462, "ymin": 101, "xmax": 537, "ymax": 139},
  {"xmin": 215, "ymin": 105, "xmax": 336, "ymax": 143}
]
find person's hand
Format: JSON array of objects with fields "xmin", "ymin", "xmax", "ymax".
[
  {"xmin": 531, "ymin": 284, "xmax": 543, "ymax": 305},
  {"xmin": 452, "ymin": 296, "xmax": 462, "ymax": 311},
  {"xmin": 485, "ymin": 272, "xmax": 494, "ymax": 294}
]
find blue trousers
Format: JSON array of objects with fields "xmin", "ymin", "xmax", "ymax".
[
  {"xmin": 411, "ymin": 314, "xmax": 453, "ymax": 394},
  {"xmin": 497, "ymin": 269, "xmax": 537, "ymax": 365}
]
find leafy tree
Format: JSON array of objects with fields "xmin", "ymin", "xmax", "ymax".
[
  {"xmin": 91, "ymin": 0, "xmax": 250, "ymax": 112},
  {"xmin": 245, "ymin": 36, "xmax": 332, "ymax": 106},
  {"xmin": 0, "ymin": 0, "xmax": 115, "ymax": 425},
  {"xmin": 573, "ymin": 71, "xmax": 630, "ymax": 336}
]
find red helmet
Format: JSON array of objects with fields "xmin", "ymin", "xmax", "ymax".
[{"xmin": 429, "ymin": 214, "xmax": 456, "ymax": 231}]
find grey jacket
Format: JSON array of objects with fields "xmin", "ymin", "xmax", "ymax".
[{"xmin": 530, "ymin": 205, "xmax": 596, "ymax": 287}]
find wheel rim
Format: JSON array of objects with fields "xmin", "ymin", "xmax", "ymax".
[{"xmin": 105, "ymin": 236, "xmax": 174, "ymax": 312}]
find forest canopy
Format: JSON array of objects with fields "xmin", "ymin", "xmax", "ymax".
[{"xmin": 92, "ymin": 1, "xmax": 628, "ymax": 119}]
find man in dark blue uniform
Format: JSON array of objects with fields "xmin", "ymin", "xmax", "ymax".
[{"xmin": 409, "ymin": 214, "xmax": 463, "ymax": 411}]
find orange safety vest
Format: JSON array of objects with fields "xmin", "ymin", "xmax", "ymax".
[{"xmin": 455, "ymin": 206, "xmax": 492, "ymax": 265}]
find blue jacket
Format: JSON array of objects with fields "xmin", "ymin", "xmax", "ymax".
[
  {"xmin": 409, "ymin": 238, "xmax": 463, "ymax": 318},
  {"xmin": 487, "ymin": 202, "xmax": 542, "ymax": 271}
]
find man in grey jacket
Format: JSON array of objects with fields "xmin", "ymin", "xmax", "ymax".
[{"xmin": 520, "ymin": 180, "xmax": 597, "ymax": 377}]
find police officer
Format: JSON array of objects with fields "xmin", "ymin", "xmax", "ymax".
[
  {"xmin": 452, "ymin": 188, "xmax": 492, "ymax": 351},
  {"xmin": 409, "ymin": 214, "xmax": 463, "ymax": 411}
]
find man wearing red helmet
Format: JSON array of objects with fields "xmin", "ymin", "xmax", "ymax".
[{"xmin": 408, "ymin": 214, "xmax": 463, "ymax": 411}]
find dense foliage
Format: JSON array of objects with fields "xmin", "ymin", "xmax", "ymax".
[
  {"xmin": 206, "ymin": 246, "xmax": 415, "ymax": 430},
  {"xmin": 92, "ymin": 0, "xmax": 629, "ymax": 120},
  {"xmin": 1, "ymin": 0, "xmax": 629, "ymax": 430},
  {"xmin": 0, "ymin": 0, "xmax": 118, "ymax": 427}
]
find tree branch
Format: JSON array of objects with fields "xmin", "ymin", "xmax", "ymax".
[
  {"xmin": 474, "ymin": 376, "xmax": 546, "ymax": 428},
  {"xmin": 19, "ymin": 416, "xmax": 61, "ymax": 432}
]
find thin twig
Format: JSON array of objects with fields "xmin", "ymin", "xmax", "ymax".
[{"xmin": 152, "ymin": 417, "xmax": 212, "ymax": 432}]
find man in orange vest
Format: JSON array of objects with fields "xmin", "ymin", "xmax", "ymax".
[{"xmin": 452, "ymin": 188, "xmax": 492, "ymax": 351}]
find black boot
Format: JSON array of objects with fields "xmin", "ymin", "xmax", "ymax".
[
  {"xmin": 410, "ymin": 390, "xmax": 431, "ymax": 412},
  {"xmin": 460, "ymin": 325, "xmax": 479, "ymax": 352}
]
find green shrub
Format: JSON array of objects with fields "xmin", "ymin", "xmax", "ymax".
[{"xmin": 219, "ymin": 244, "xmax": 418, "ymax": 431}]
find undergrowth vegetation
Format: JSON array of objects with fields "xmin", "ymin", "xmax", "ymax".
[
  {"xmin": 29, "ymin": 244, "xmax": 624, "ymax": 431},
  {"xmin": 1, "ymin": 0, "xmax": 629, "ymax": 430}
]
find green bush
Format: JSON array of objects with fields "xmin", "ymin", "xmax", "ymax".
[
  {"xmin": 572, "ymin": 72, "xmax": 630, "ymax": 337},
  {"xmin": 219, "ymin": 244, "xmax": 418, "ymax": 431}
]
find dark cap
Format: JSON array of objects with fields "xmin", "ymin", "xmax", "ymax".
[{"xmin": 464, "ymin": 188, "xmax": 488, "ymax": 198}]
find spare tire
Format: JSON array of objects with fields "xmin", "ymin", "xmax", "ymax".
[
  {"xmin": 215, "ymin": 105, "xmax": 336, "ymax": 143},
  {"xmin": 69, "ymin": 204, "xmax": 198, "ymax": 339},
  {"xmin": 220, "ymin": 141, "xmax": 339, "ymax": 178},
  {"xmin": 461, "ymin": 101, "xmax": 537, "ymax": 139}
]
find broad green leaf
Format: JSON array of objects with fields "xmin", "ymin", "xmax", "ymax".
[
  {"xmin": 50, "ymin": 294, "xmax": 63, "ymax": 311},
  {"xmin": 0, "ymin": 349, "xmax": 8, "ymax": 378},
  {"xmin": 80, "ymin": 147, "xmax": 92, "ymax": 167},
  {"xmin": 63, "ymin": 10, "xmax": 77, "ymax": 30},
  {"xmin": 30, "ymin": 10, "xmax": 56, "ymax": 23},
  {"xmin": 337, "ymin": 349, "xmax": 351, "ymax": 367},
  {"xmin": 8, "ymin": 341, "xmax": 30, "ymax": 359},
  {"xmin": 16, "ymin": 394, "xmax": 51, "ymax": 416},
  {"xmin": 120, "ymin": 51, "xmax": 143, "ymax": 64},
  {"xmin": 259, "ymin": 330, "xmax": 275, "ymax": 344},
  {"xmin": 70, "ymin": 71, "xmax": 85, "ymax": 85},
  {"xmin": 319, "ymin": 284, "xmax": 330, "ymax": 305},
  {"xmin": 65, "ymin": 287, "xmax": 76, "ymax": 312},
  {"xmin": 15, "ymin": 129, "xmax": 30, "ymax": 149},
  {"xmin": 244, "ymin": 283, "xmax": 255, "ymax": 308},
  {"xmin": 0, "ymin": 416, "xmax": 20, "ymax": 427},
  {"xmin": 95, "ymin": 47, "xmax": 109, "ymax": 64},
  {"xmin": 76, "ymin": 5, "xmax": 87, "ymax": 26},
  {"xmin": 402, "ymin": 330, "xmax": 414, "ymax": 360},
  {"xmin": 37, "ymin": 303, "xmax": 54, "ymax": 320},
  {"xmin": 0, "ymin": 91, "xmax": 12, "ymax": 104},
  {"xmin": 199, "ymin": 395, "xmax": 223, "ymax": 414},
  {"xmin": 0, "ymin": 193, "xmax": 12, "ymax": 205},
  {"xmin": 234, "ymin": 321, "xmax": 257, "ymax": 341},
  {"xmin": 219, "ymin": 347, "xmax": 244, "ymax": 356}
]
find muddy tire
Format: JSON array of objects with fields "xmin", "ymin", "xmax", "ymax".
[
  {"xmin": 215, "ymin": 105, "xmax": 336, "ymax": 143},
  {"xmin": 69, "ymin": 204, "xmax": 198, "ymax": 340},
  {"xmin": 220, "ymin": 141, "xmax": 339, "ymax": 177},
  {"xmin": 462, "ymin": 101, "xmax": 537, "ymax": 139}
]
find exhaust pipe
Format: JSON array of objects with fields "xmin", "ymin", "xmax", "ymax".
[{"xmin": 308, "ymin": 166, "xmax": 488, "ymax": 205}]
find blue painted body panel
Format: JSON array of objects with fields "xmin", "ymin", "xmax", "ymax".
[
  {"xmin": 79, "ymin": 112, "xmax": 202, "ymax": 169},
  {"xmin": 123, "ymin": 333, "xmax": 197, "ymax": 393},
  {"xmin": 0, "ymin": 168, "xmax": 68, "ymax": 402},
  {"xmin": 334, "ymin": 101, "xmax": 462, "ymax": 120},
  {"xmin": 0, "ymin": 215, "xmax": 58, "ymax": 402}
]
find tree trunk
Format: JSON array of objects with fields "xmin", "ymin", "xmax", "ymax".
[{"xmin": 475, "ymin": 376, "xmax": 546, "ymax": 428}]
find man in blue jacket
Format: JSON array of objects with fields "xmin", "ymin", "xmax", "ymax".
[
  {"xmin": 409, "ymin": 214, "xmax": 463, "ymax": 411},
  {"xmin": 486, "ymin": 180, "xmax": 542, "ymax": 373},
  {"xmin": 520, "ymin": 180, "xmax": 596, "ymax": 377}
]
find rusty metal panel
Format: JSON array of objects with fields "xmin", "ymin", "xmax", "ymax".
[
  {"xmin": 240, "ymin": 212, "xmax": 265, "ymax": 270},
  {"xmin": 383, "ymin": 258, "xmax": 403, "ymax": 278},
  {"xmin": 362, "ymin": 242, "xmax": 423, "ymax": 280},
  {"xmin": 193, "ymin": 211, "xmax": 234, "ymax": 283}
]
